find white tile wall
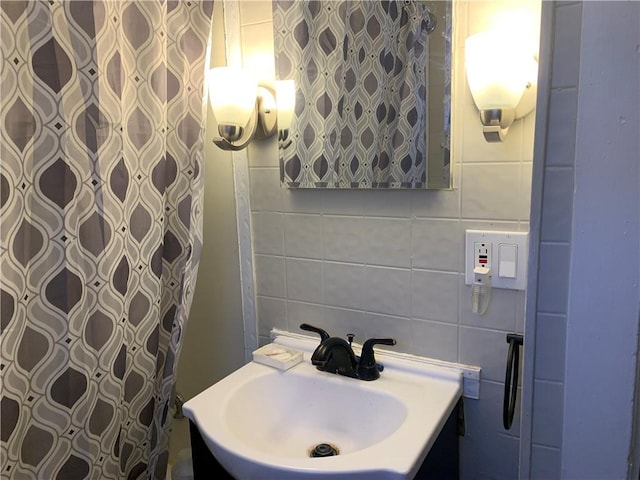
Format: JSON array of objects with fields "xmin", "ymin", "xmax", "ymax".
[
  {"xmin": 236, "ymin": 2, "xmax": 540, "ymax": 479},
  {"xmin": 284, "ymin": 214, "xmax": 322, "ymax": 259},
  {"xmin": 461, "ymin": 163, "xmax": 524, "ymax": 220},
  {"xmin": 412, "ymin": 270, "xmax": 459, "ymax": 323},
  {"xmin": 256, "ymin": 296, "xmax": 286, "ymax": 337},
  {"xmin": 532, "ymin": 380, "xmax": 564, "ymax": 448},
  {"xmin": 459, "ymin": 280, "xmax": 519, "ymax": 331},
  {"xmin": 536, "ymin": 243, "xmax": 571, "ymax": 314},
  {"xmin": 322, "ymin": 216, "xmax": 367, "ymax": 263},
  {"xmin": 541, "ymin": 167, "xmax": 574, "ymax": 242},
  {"xmin": 411, "ymin": 185, "xmax": 460, "ymax": 218},
  {"xmin": 249, "ymin": 167, "xmax": 282, "ymax": 211},
  {"xmin": 361, "ymin": 265, "xmax": 412, "ymax": 317},
  {"xmin": 459, "ymin": 326, "xmax": 511, "ymax": 383},
  {"xmin": 360, "ymin": 311, "xmax": 414, "ymax": 352},
  {"xmin": 253, "ymin": 254, "xmax": 285, "ymax": 297},
  {"xmin": 519, "ymin": 162, "xmax": 534, "ymax": 219},
  {"xmin": 515, "ymin": 290, "xmax": 526, "ymax": 334},
  {"xmin": 323, "ymin": 262, "xmax": 364, "ymax": 311},
  {"xmin": 546, "ymin": 88, "xmax": 579, "ymax": 167},
  {"xmin": 476, "ymin": 433, "xmax": 520, "ymax": 479},
  {"xmin": 286, "ymin": 300, "xmax": 323, "ymax": 332},
  {"xmin": 285, "ymin": 258, "xmax": 323, "ymax": 304},
  {"xmin": 240, "ymin": 22, "xmax": 275, "ymax": 78},
  {"xmin": 550, "ymin": 3, "xmax": 583, "ymax": 87},
  {"xmin": 320, "ymin": 190, "xmax": 368, "ymax": 216},
  {"xmin": 238, "ymin": 1, "xmax": 273, "ymax": 27},
  {"xmin": 461, "ymin": 401, "xmax": 521, "ymax": 479},
  {"xmin": 464, "ymin": 380, "xmax": 522, "ymax": 440},
  {"xmin": 356, "ymin": 191, "xmax": 413, "ymax": 217},
  {"xmin": 282, "ymin": 188, "xmax": 323, "ymax": 214},
  {"xmin": 252, "ymin": 212, "xmax": 284, "ymax": 255},
  {"xmin": 322, "ymin": 305, "xmax": 366, "ymax": 338},
  {"xmin": 410, "ymin": 319, "xmax": 459, "ymax": 362},
  {"xmin": 528, "ymin": 5, "xmax": 584, "ymax": 473},
  {"xmin": 534, "ymin": 314, "xmax": 566, "ymax": 383},
  {"xmin": 323, "ymin": 190, "xmax": 413, "ymax": 217},
  {"xmin": 360, "ymin": 218, "xmax": 411, "ymax": 267},
  {"xmin": 411, "ymin": 218, "xmax": 461, "ymax": 271},
  {"xmin": 531, "ymin": 445, "xmax": 562, "ymax": 480},
  {"xmin": 248, "ymin": 136, "xmax": 279, "ymax": 167}
]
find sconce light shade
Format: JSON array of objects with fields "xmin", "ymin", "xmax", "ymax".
[
  {"xmin": 207, "ymin": 67, "xmax": 257, "ymax": 127},
  {"xmin": 465, "ymin": 29, "xmax": 538, "ymax": 142},
  {"xmin": 275, "ymin": 80, "xmax": 296, "ymax": 131},
  {"xmin": 207, "ymin": 67, "xmax": 279, "ymax": 151}
]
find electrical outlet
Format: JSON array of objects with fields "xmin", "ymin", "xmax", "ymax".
[
  {"xmin": 465, "ymin": 230, "xmax": 529, "ymax": 290},
  {"xmin": 474, "ymin": 241, "xmax": 492, "ymax": 270}
]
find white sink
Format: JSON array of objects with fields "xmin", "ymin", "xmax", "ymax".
[{"xmin": 183, "ymin": 333, "xmax": 463, "ymax": 480}]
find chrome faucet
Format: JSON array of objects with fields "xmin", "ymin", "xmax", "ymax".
[{"xmin": 300, "ymin": 324, "xmax": 396, "ymax": 381}]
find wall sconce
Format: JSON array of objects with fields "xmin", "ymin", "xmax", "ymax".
[
  {"xmin": 275, "ymin": 79, "xmax": 295, "ymax": 148},
  {"xmin": 465, "ymin": 29, "xmax": 539, "ymax": 142},
  {"xmin": 207, "ymin": 67, "xmax": 295, "ymax": 151}
]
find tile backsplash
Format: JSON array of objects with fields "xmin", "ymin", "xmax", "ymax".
[{"xmin": 235, "ymin": 1, "xmax": 539, "ymax": 478}]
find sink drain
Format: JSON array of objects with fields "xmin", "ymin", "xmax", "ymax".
[{"xmin": 309, "ymin": 443, "xmax": 339, "ymax": 458}]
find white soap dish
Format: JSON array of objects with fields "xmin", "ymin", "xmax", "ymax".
[{"xmin": 252, "ymin": 344, "xmax": 303, "ymax": 371}]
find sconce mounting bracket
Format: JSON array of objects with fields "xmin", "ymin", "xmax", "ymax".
[{"xmin": 213, "ymin": 85, "xmax": 277, "ymax": 151}]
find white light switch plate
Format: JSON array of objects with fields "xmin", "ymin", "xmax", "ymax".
[{"xmin": 465, "ymin": 230, "xmax": 529, "ymax": 290}]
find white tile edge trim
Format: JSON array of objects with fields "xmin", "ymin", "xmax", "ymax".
[
  {"xmin": 519, "ymin": 3, "xmax": 556, "ymax": 477},
  {"xmin": 270, "ymin": 328, "xmax": 482, "ymax": 399},
  {"xmin": 224, "ymin": 0, "xmax": 258, "ymax": 362},
  {"xmin": 234, "ymin": 154, "xmax": 258, "ymax": 363}
]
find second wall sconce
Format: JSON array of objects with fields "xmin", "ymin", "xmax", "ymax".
[
  {"xmin": 207, "ymin": 67, "xmax": 295, "ymax": 151},
  {"xmin": 465, "ymin": 29, "xmax": 539, "ymax": 142}
]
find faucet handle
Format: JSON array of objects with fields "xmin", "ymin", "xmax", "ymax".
[
  {"xmin": 300, "ymin": 323, "xmax": 330, "ymax": 342},
  {"xmin": 357, "ymin": 338, "xmax": 397, "ymax": 381}
]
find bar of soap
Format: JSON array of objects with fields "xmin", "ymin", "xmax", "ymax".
[
  {"xmin": 272, "ymin": 351, "xmax": 290, "ymax": 358},
  {"xmin": 266, "ymin": 347, "xmax": 287, "ymax": 356}
]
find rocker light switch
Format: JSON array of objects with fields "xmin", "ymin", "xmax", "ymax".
[{"xmin": 498, "ymin": 244, "xmax": 517, "ymax": 278}]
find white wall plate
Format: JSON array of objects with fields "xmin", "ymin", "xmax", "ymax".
[{"xmin": 465, "ymin": 230, "xmax": 529, "ymax": 290}]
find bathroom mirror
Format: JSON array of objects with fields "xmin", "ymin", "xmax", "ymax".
[{"xmin": 274, "ymin": 0, "xmax": 451, "ymax": 190}]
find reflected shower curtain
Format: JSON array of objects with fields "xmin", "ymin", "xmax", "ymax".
[
  {"xmin": 0, "ymin": 1, "xmax": 213, "ymax": 478},
  {"xmin": 274, "ymin": 0, "xmax": 431, "ymax": 188}
]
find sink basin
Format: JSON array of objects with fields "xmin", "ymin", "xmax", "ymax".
[
  {"xmin": 226, "ymin": 370, "xmax": 406, "ymax": 457},
  {"xmin": 183, "ymin": 334, "xmax": 463, "ymax": 479}
]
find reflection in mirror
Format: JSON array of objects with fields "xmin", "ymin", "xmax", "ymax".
[{"xmin": 274, "ymin": 0, "xmax": 451, "ymax": 190}]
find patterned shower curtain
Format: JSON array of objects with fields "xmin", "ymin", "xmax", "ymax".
[
  {"xmin": 0, "ymin": 1, "xmax": 212, "ymax": 478},
  {"xmin": 274, "ymin": 0, "xmax": 432, "ymax": 189}
]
